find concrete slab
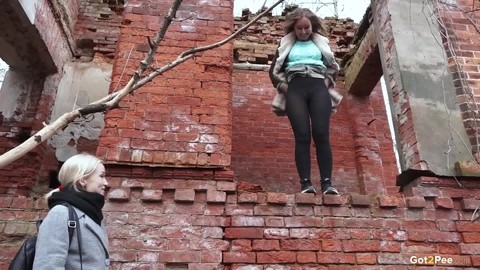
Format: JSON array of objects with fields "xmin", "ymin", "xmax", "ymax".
[
  {"xmin": 377, "ymin": 0, "xmax": 474, "ymax": 177},
  {"xmin": 49, "ymin": 62, "xmax": 112, "ymax": 161}
]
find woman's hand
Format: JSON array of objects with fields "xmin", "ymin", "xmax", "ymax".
[{"xmin": 278, "ymin": 82, "xmax": 288, "ymax": 93}]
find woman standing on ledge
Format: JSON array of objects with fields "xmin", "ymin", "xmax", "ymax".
[{"xmin": 269, "ymin": 7, "xmax": 342, "ymax": 195}]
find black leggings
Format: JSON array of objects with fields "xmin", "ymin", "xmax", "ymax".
[{"xmin": 286, "ymin": 77, "xmax": 332, "ymax": 181}]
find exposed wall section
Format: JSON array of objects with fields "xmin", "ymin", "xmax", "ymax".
[
  {"xmin": 48, "ymin": 62, "xmax": 111, "ymax": 161},
  {"xmin": 97, "ymin": 0, "xmax": 234, "ymax": 168},
  {"xmin": 0, "ymin": 0, "xmax": 80, "ymax": 195},
  {"xmin": 74, "ymin": 0, "xmax": 123, "ymax": 61},
  {"xmin": 373, "ymin": 0, "xmax": 473, "ymax": 186}
]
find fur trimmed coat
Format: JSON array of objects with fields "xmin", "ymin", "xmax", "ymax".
[{"xmin": 269, "ymin": 32, "xmax": 342, "ymax": 116}]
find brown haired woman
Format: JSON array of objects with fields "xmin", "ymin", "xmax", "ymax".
[{"xmin": 269, "ymin": 7, "xmax": 342, "ymax": 195}]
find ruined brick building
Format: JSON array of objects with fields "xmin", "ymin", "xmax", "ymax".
[{"xmin": 1, "ymin": 0, "xmax": 480, "ymax": 268}]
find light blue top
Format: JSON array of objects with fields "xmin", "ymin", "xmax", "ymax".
[{"xmin": 285, "ymin": 40, "xmax": 325, "ymax": 68}]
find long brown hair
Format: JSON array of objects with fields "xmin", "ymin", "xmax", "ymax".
[{"xmin": 284, "ymin": 8, "xmax": 327, "ymax": 36}]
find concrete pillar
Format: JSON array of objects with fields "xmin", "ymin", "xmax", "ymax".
[{"xmin": 372, "ymin": 0, "xmax": 473, "ymax": 185}]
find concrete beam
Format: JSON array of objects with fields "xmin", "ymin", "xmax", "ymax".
[
  {"xmin": 373, "ymin": 0, "xmax": 475, "ymax": 181},
  {"xmin": 343, "ymin": 25, "xmax": 382, "ymax": 96}
]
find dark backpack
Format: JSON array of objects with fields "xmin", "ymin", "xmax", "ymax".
[{"xmin": 8, "ymin": 203, "xmax": 78, "ymax": 270}]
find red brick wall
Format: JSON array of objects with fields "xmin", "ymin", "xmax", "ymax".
[
  {"xmin": 97, "ymin": 0, "xmax": 234, "ymax": 168},
  {"xmin": 1, "ymin": 181, "xmax": 480, "ymax": 269},
  {"xmin": 74, "ymin": 0, "xmax": 123, "ymax": 60},
  {"xmin": 231, "ymin": 72, "xmax": 397, "ymax": 195},
  {"xmin": 438, "ymin": 0, "xmax": 480, "ymax": 158}
]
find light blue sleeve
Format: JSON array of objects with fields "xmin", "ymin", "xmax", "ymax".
[{"xmin": 32, "ymin": 205, "xmax": 70, "ymax": 270}]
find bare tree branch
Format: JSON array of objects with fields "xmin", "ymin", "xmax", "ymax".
[
  {"xmin": 134, "ymin": 0, "xmax": 285, "ymax": 91},
  {"xmin": 0, "ymin": 0, "xmax": 286, "ymax": 169}
]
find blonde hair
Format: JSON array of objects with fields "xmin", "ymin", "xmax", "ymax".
[
  {"xmin": 284, "ymin": 8, "xmax": 327, "ymax": 36},
  {"xmin": 45, "ymin": 153, "xmax": 102, "ymax": 198}
]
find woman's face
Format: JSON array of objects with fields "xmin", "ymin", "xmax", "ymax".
[
  {"xmin": 81, "ymin": 163, "xmax": 108, "ymax": 195},
  {"xmin": 294, "ymin": 16, "xmax": 313, "ymax": 41}
]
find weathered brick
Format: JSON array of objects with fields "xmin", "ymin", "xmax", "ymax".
[
  {"xmin": 264, "ymin": 228, "xmax": 289, "ymax": 239},
  {"xmin": 380, "ymin": 241, "xmax": 401, "ymax": 252},
  {"xmin": 406, "ymin": 196, "xmax": 426, "ymax": 209},
  {"xmin": 206, "ymin": 190, "xmax": 226, "ymax": 203},
  {"xmin": 252, "ymin": 239, "xmax": 280, "ymax": 251},
  {"xmin": 225, "ymin": 228, "xmax": 264, "ymax": 239},
  {"xmin": 317, "ymin": 252, "xmax": 356, "ymax": 264},
  {"xmin": 280, "ymin": 239, "xmax": 320, "ymax": 251},
  {"xmin": 107, "ymin": 188, "xmax": 131, "ymax": 202},
  {"xmin": 460, "ymin": 244, "xmax": 480, "ymax": 255},
  {"xmin": 284, "ymin": 216, "xmax": 323, "ymax": 227},
  {"xmin": 472, "ymin": 256, "xmax": 480, "ymax": 267},
  {"xmin": 0, "ymin": 197, "xmax": 12, "ymax": 208},
  {"xmin": 434, "ymin": 197, "xmax": 454, "ymax": 209},
  {"xmin": 356, "ymin": 253, "xmax": 377, "ymax": 264},
  {"xmin": 460, "ymin": 198, "xmax": 479, "ymax": 211},
  {"xmin": 256, "ymin": 251, "xmax": 296, "ymax": 263},
  {"xmin": 322, "ymin": 239, "xmax": 342, "ymax": 251},
  {"xmin": 350, "ymin": 194, "xmax": 373, "ymax": 207},
  {"xmin": 267, "ymin": 192, "xmax": 288, "ymax": 205},
  {"xmin": 322, "ymin": 194, "xmax": 344, "ymax": 206},
  {"xmin": 231, "ymin": 216, "xmax": 265, "ymax": 227},
  {"xmin": 231, "ymin": 239, "xmax": 252, "ymax": 252},
  {"xmin": 225, "ymin": 205, "xmax": 254, "ymax": 216},
  {"xmin": 141, "ymin": 189, "xmax": 163, "ymax": 202},
  {"xmin": 265, "ymin": 217, "xmax": 285, "ymax": 227},
  {"xmin": 462, "ymin": 232, "xmax": 480, "ymax": 243},
  {"xmin": 254, "ymin": 205, "xmax": 293, "ymax": 216},
  {"xmin": 378, "ymin": 196, "xmax": 400, "ymax": 208},
  {"xmin": 457, "ymin": 221, "xmax": 480, "ymax": 232},
  {"xmin": 159, "ymin": 251, "xmax": 201, "ymax": 262},
  {"xmin": 238, "ymin": 192, "xmax": 258, "ymax": 203},
  {"xmin": 295, "ymin": 193, "xmax": 318, "ymax": 205},
  {"xmin": 174, "ymin": 189, "xmax": 195, "ymax": 202},
  {"xmin": 404, "ymin": 187, "xmax": 442, "ymax": 198},
  {"xmin": 223, "ymin": 252, "xmax": 256, "ymax": 263},
  {"xmin": 342, "ymin": 240, "xmax": 381, "ymax": 252},
  {"xmin": 217, "ymin": 181, "xmax": 236, "ymax": 192}
]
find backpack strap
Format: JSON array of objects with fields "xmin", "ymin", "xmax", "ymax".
[
  {"xmin": 64, "ymin": 203, "xmax": 83, "ymax": 270},
  {"xmin": 66, "ymin": 204, "xmax": 76, "ymax": 244}
]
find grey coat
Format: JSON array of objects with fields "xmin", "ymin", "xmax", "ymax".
[{"xmin": 33, "ymin": 205, "xmax": 109, "ymax": 270}]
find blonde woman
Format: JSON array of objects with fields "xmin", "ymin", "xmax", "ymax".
[
  {"xmin": 269, "ymin": 8, "xmax": 341, "ymax": 195},
  {"xmin": 33, "ymin": 153, "xmax": 109, "ymax": 269}
]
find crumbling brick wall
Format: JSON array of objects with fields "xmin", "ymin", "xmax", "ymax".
[
  {"xmin": 0, "ymin": 1, "xmax": 81, "ymax": 195},
  {"xmin": 1, "ymin": 179, "xmax": 480, "ymax": 268},
  {"xmin": 74, "ymin": 0, "xmax": 123, "ymax": 61},
  {"xmin": 0, "ymin": 0, "xmax": 125, "ymax": 196}
]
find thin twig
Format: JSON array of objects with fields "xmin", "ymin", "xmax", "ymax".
[{"xmin": 179, "ymin": 0, "xmax": 285, "ymax": 58}]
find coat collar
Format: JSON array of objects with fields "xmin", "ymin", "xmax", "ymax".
[{"xmin": 75, "ymin": 208, "xmax": 109, "ymax": 251}]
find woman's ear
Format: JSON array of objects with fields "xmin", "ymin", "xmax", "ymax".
[{"xmin": 77, "ymin": 178, "xmax": 87, "ymax": 188}]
